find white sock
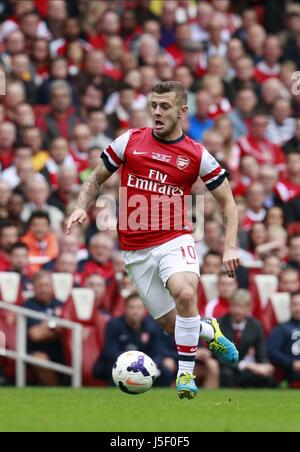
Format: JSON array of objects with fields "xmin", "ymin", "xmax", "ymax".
[
  {"xmin": 199, "ymin": 321, "xmax": 214, "ymax": 341},
  {"xmin": 175, "ymin": 315, "xmax": 201, "ymax": 378}
]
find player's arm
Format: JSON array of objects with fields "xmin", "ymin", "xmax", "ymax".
[
  {"xmin": 210, "ymin": 178, "xmax": 240, "ymax": 278},
  {"xmin": 66, "ymin": 159, "xmax": 113, "ymax": 235}
]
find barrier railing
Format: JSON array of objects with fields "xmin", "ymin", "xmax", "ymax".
[{"xmin": 0, "ymin": 301, "xmax": 83, "ymax": 388}]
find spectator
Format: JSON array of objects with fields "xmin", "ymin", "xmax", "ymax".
[
  {"xmin": 0, "ymin": 179, "xmax": 11, "ymax": 220},
  {"xmin": 106, "ymin": 83, "xmax": 136, "ymax": 138},
  {"xmin": 79, "ymin": 83, "xmax": 103, "ymax": 121},
  {"xmin": 187, "ymin": 89, "xmax": 214, "ymax": 141},
  {"xmin": 201, "ymin": 250, "xmax": 223, "ymax": 275},
  {"xmin": 266, "ymin": 98, "xmax": 296, "ymax": 146},
  {"xmin": 244, "ymin": 24, "xmax": 266, "ymax": 63},
  {"xmin": 265, "ymin": 206, "xmax": 285, "ymax": 228},
  {"xmin": 37, "ymin": 56, "xmax": 71, "ymax": 105},
  {"xmin": 40, "ymin": 137, "xmax": 76, "ymax": 189},
  {"xmin": 21, "ymin": 211, "xmax": 59, "ymax": 274},
  {"xmin": 287, "ymin": 236, "xmax": 300, "ymax": 271},
  {"xmin": 22, "ymin": 126, "xmax": 48, "ymax": 172},
  {"xmin": 195, "ymin": 221, "xmax": 223, "ymax": 264},
  {"xmin": 1, "ymin": 146, "xmax": 32, "ymax": 190},
  {"xmin": 7, "ymin": 191, "xmax": 26, "ymax": 233},
  {"xmin": 4, "ymin": 81, "xmax": 26, "ymax": 122},
  {"xmin": 10, "ymin": 53, "xmax": 37, "ymax": 102},
  {"xmin": 79, "ymin": 147, "xmax": 102, "ymax": 183},
  {"xmin": 228, "ymin": 87, "xmax": 258, "ymax": 139},
  {"xmin": 244, "ymin": 182, "xmax": 267, "ymax": 231},
  {"xmin": 87, "ymin": 110, "xmax": 112, "ymax": 150},
  {"xmin": 24, "ymin": 271, "xmax": 64, "ymax": 386},
  {"xmin": 9, "ymin": 242, "xmax": 31, "ymax": 291},
  {"xmin": 93, "ymin": 293, "xmax": 171, "ymax": 386},
  {"xmin": 36, "ymin": 80, "xmax": 81, "ymax": 148},
  {"xmin": 21, "ymin": 176, "xmax": 64, "ymax": 233},
  {"xmin": 260, "ymin": 78, "xmax": 290, "ymax": 114},
  {"xmin": 283, "ymin": 117, "xmax": 300, "ymax": 154},
  {"xmin": 73, "ymin": 50, "xmax": 117, "ymax": 105},
  {"xmin": 79, "ymin": 233, "xmax": 122, "ymax": 313},
  {"xmin": 0, "ymin": 122, "xmax": 17, "ymax": 171},
  {"xmin": 268, "ymin": 292, "xmax": 300, "ymax": 388},
  {"xmin": 0, "ymin": 29, "xmax": 26, "ymax": 71},
  {"xmin": 278, "ymin": 267, "xmax": 300, "ymax": 294},
  {"xmin": 48, "ymin": 167, "xmax": 78, "ymax": 214},
  {"xmin": 254, "ymin": 35, "xmax": 282, "ymax": 84},
  {"xmin": 204, "ymin": 272, "xmax": 238, "ymax": 319},
  {"xmin": 218, "ymin": 289, "xmax": 275, "ymax": 388},
  {"xmin": 70, "ymin": 124, "xmax": 93, "ymax": 173},
  {"xmin": 191, "ymin": 1, "xmax": 214, "ymax": 44},
  {"xmin": 230, "ymin": 56, "xmax": 258, "ymax": 97},
  {"xmin": 46, "ymin": 0, "xmax": 68, "ymax": 39},
  {"xmin": 262, "ymin": 255, "xmax": 282, "ymax": 278},
  {"xmin": 213, "ymin": 115, "xmax": 241, "ymax": 175},
  {"xmin": 84, "ymin": 272, "xmax": 124, "ymax": 318},
  {"xmin": 0, "ymin": 220, "xmax": 20, "ymax": 271},
  {"xmin": 31, "ymin": 37, "xmax": 50, "ymax": 87},
  {"xmin": 238, "ymin": 110, "xmax": 286, "ymax": 172},
  {"xmin": 173, "ymin": 65, "xmax": 196, "ymax": 116}
]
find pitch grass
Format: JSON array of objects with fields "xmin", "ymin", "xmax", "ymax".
[{"xmin": 0, "ymin": 388, "xmax": 299, "ymax": 432}]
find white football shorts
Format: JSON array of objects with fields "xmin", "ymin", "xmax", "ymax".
[{"xmin": 122, "ymin": 234, "xmax": 200, "ymax": 320}]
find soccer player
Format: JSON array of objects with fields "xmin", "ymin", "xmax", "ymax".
[{"xmin": 66, "ymin": 81, "xmax": 239, "ymax": 399}]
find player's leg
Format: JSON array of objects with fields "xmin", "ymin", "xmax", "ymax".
[
  {"xmin": 165, "ymin": 272, "xmax": 214, "ymax": 398},
  {"xmin": 157, "ymin": 235, "xmax": 238, "ymax": 397}
]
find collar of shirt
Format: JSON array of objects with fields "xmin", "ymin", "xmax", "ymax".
[{"xmin": 231, "ymin": 319, "xmax": 247, "ymax": 332}]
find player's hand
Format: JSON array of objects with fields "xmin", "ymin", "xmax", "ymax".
[
  {"xmin": 223, "ymin": 248, "xmax": 240, "ymax": 278},
  {"xmin": 66, "ymin": 209, "xmax": 87, "ymax": 235}
]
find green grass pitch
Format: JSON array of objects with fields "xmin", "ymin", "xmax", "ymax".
[{"xmin": 0, "ymin": 388, "xmax": 299, "ymax": 432}]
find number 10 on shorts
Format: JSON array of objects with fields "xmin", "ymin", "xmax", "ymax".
[{"xmin": 180, "ymin": 245, "xmax": 197, "ymax": 264}]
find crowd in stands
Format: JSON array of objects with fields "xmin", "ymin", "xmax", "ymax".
[{"xmin": 0, "ymin": 0, "xmax": 300, "ymax": 389}]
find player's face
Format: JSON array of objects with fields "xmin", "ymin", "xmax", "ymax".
[{"xmin": 150, "ymin": 92, "xmax": 187, "ymax": 138}]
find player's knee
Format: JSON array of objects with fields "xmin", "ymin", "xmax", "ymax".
[{"xmin": 174, "ymin": 287, "xmax": 195, "ymax": 306}]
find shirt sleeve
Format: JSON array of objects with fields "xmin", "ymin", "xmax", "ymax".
[
  {"xmin": 100, "ymin": 130, "xmax": 131, "ymax": 173},
  {"xmin": 199, "ymin": 148, "xmax": 228, "ymax": 191}
]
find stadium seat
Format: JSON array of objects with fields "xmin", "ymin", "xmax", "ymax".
[
  {"xmin": 52, "ymin": 273, "xmax": 74, "ymax": 303},
  {"xmin": 200, "ymin": 275, "xmax": 219, "ymax": 302},
  {"xmin": 0, "ymin": 272, "xmax": 23, "ymax": 382},
  {"xmin": 253, "ymin": 275, "xmax": 279, "ymax": 336},
  {"xmin": 270, "ymin": 293, "xmax": 291, "ymax": 323},
  {"xmin": 254, "ymin": 275, "xmax": 278, "ymax": 309},
  {"xmin": 61, "ymin": 288, "xmax": 109, "ymax": 386},
  {"xmin": 0, "ymin": 272, "xmax": 23, "ymax": 306}
]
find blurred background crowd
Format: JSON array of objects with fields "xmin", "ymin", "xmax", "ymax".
[{"xmin": 0, "ymin": 0, "xmax": 300, "ymax": 389}]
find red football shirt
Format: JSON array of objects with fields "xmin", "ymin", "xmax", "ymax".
[{"xmin": 101, "ymin": 128, "xmax": 227, "ymax": 250}]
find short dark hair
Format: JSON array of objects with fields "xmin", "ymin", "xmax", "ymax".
[
  {"xmin": 152, "ymin": 81, "xmax": 188, "ymax": 106},
  {"xmin": 125, "ymin": 292, "xmax": 142, "ymax": 305},
  {"xmin": 204, "ymin": 250, "xmax": 222, "ymax": 260},
  {"xmin": 11, "ymin": 242, "xmax": 29, "ymax": 253},
  {"xmin": 0, "ymin": 219, "xmax": 19, "ymax": 233},
  {"xmin": 28, "ymin": 211, "xmax": 51, "ymax": 226}
]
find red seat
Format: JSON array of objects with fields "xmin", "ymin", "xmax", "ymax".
[
  {"xmin": 249, "ymin": 274, "xmax": 278, "ymax": 337},
  {"xmin": 61, "ymin": 289, "xmax": 109, "ymax": 386}
]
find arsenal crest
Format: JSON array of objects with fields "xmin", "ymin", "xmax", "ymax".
[{"xmin": 176, "ymin": 156, "xmax": 190, "ymax": 170}]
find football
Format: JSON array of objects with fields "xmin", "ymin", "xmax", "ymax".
[{"xmin": 112, "ymin": 351, "xmax": 158, "ymax": 395}]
